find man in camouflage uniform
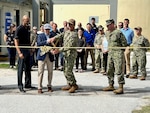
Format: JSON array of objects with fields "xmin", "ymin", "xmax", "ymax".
[
  {"xmin": 50, "ymin": 19, "xmax": 78, "ymax": 93},
  {"xmin": 93, "ymin": 25, "xmax": 105, "ymax": 73},
  {"xmin": 129, "ymin": 26, "xmax": 149, "ymax": 80},
  {"xmin": 103, "ymin": 19, "xmax": 127, "ymax": 94}
]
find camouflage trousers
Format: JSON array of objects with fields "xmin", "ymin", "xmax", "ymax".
[
  {"xmin": 107, "ymin": 51, "xmax": 125, "ymax": 85},
  {"xmin": 132, "ymin": 52, "xmax": 147, "ymax": 77},
  {"xmin": 95, "ymin": 49, "xmax": 104, "ymax": 70},
  {"xmin": 63, "ymin": 56, "xmax": 76, "ymax": 85}
]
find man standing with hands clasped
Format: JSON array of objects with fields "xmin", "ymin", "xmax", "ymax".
[
  {"xmin": 103, "ymin": 19, "xmax": 127, "ymax": 94},
  {"xmin": 14, "ymin": 15, "xmax": 35, "ymax": 93},
  {"xmin": 49, "ymin": 19, "xmax": 78, "ymax": 93}
]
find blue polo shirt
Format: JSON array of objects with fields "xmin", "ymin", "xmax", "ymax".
[
  {"xmin": 121, "ymin": 28, "xmax": 134, "ymax": 45},
  {"xmin": 83, "ymin": 29, "xmax": 96, "ymax": 46}
]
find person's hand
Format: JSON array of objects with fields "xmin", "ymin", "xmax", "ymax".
[
  {"xmin": 77, "ymin": 49, "xmax": 82, "ymax": 52},
  {"xmin": 47, "ymin": 37, "xmax": 55, "ymax": 43},
  {"xmin": 51, "ymin": 49, "xmax": 59, "ymax": 54},
  {"xmin": 19, "ymin": 53, "xmax": 24, "ymax": 59}
]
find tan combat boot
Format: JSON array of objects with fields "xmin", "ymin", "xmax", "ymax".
[
  {"xmin": 61, "ymin": 85, "xmax": 71, "ymax": 91},
  {"xmin": 68, "ymin": 84, "xmax": 78, "ymax": 93},
  {"xmin": 140, "ymin": 76, "xmax": 146, "ymax": 80},
  {"xmin": 100, "ymin": 70, "xmax": 105, "ymax": 74},
  {"xmin": 129, "ymin": 75, "xmax": 138, "ymax": 79},
  {"xmin": 103, "ymin": 84, "xmax": 115, "ymax": 91},
  {"xmin": 93, "ymin": 69, "xmax": 99, "ymax": 73},
  {"xmin": 113, "ymin": 84, "xmax": 124, "ymax": 94}
]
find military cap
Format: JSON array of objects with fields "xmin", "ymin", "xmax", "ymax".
[
  {"xmin": 106, "ymin": 19, "xmax": 115, "ymax": 26},
  {"xmin": 134, "ymin": 26, "xmax": 142, "ymax": 31},
  {"xmin": 68, "ymin": 19, "xmax": 75, "ymax": 25},
  {"xmin": 98, "ymin": 25, "xmax": 104, "ymax": 30}
]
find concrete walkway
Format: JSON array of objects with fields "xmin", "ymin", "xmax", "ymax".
[{"xmin": 0, "ymin": 53, "xmax": 150, "ymax": 113}]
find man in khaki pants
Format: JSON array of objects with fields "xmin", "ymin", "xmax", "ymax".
[
  {"xmin": 36, "ymin": 23, "xmax": 54, "ymax": 94},
  {"xmin": 120, "ymin": 19, "xmax": 134, "ymax": 77}
]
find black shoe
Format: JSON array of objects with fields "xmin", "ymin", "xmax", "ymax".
[
  {"xmin": 126, "ymin": 74, "xmax": 130, "ymax": 78},
  {"xmin": 19, "ymin": 88, "xmax": 26, "ymax": 93},
  {"xmin": 91, "ymin": 68, "xmax": 95, "ymax": 71},
  {"xmin": 25, "ymin": 86, "xmax": 36, "ymax": 89}
]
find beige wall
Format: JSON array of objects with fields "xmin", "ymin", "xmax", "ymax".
[
  {"xmin": 117, "ymin": 0, "xmax": 150, "ymax": 40},
  {"xmin": 53, "ymin": 4, "xmax": 110, "ymax": 30}
]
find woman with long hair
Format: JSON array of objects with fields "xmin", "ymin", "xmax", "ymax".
[{"xmin": 4, "ymin": 23, "xmax": 16, "ymax": 68}]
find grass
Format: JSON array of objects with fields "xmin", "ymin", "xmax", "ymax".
[
  {"xmin": 0, "ymin": 64, "xmax": 10, "ymax": 68},
  {"xmin": 132, "ymin": 106, "xmax": 150, "ymax": 113}
]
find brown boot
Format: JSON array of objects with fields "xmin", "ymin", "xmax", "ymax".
[
  {"xmin": 38, "ymin": 89, "xmax": 43, "ymax": 94},
  {"xmin": 61, "ymin": 85, "xmax": 71, "ymax": 91},
  {"xmin": 93, "ymin": 69, "xmax": 99, "ymax": 73},
  {"xmin": 103, "ymin": 84, "xmax": 115, "ymax": 91},
  {"xmin": 68, "ymin": 84, "xmax": 78, "ymax": 93},
  {"xmin": 113, "ymin": 84, "xmax": 124, "ymax": 94},
  {"xmin": 140, "ymin": 76, "xmax": 146, "ymax": 80},
  {"xmin": 100, "ymin": 70, "xmax": 105, "ymax": 74},
  {"xmin": 129, "ymin": 75, "xmax": 138, "ymax": 79}
]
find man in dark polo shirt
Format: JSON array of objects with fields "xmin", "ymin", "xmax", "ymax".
[{"xmin": 14, "ymin": 15, "xmax": 34, "ymax": 93}]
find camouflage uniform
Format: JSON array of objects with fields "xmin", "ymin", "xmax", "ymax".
[
  {"xmin": 131, "ymin": 35, "xmax": 149, "ymax": 77},
  {"xmin": 106, "ymin": 30, "xmax": 127, "ymax": 85},
  {"xmin": 94, "ymin": 33, "xmax": 104, "ymax": 70},
  {"xmin": 54, "ymin": 30, "xmax": 78, "ymax": 85}
]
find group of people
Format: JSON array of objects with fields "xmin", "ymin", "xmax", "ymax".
[{"xmin": 3, "ymin": 15, "xmax": 150, "ymax": 94}]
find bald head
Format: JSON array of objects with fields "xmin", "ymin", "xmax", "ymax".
[{"xmin": 22, "ymin": 15, "xmax": 30, "ymax": 26}]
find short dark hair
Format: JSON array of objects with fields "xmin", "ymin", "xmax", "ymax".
[
  {"xmin": 87, "ymin": 23, "xmax": 92, "ymax": 27},
  {"xmin": 124, "ymin": 18, "xmax": 129, "ymax": 22},
  {"xmin": 91, "ymin": 17, "xmax": 95, "ymax": 21}
]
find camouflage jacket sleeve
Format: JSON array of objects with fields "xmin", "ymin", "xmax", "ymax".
[
  {"xmin": 54, "ymin": 32, "xmax": 65, "ymax": 41},
  {"xmin": 143, "ymin": 37, "xmax": 150, "ymax": 51},
  {"xmin": 54, "ymin": 32, "xmax": 65, "ymax": 51},
  {"xmin": 119, "ymin": 32, "xmax": 127, "ymax": 47}
]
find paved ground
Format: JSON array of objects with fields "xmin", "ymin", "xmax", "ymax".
[{"xmin": 0, "ymin": 53, "xmax": 150, "ymax": 113}]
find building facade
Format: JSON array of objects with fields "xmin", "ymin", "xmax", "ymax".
[{"xmin": 0, "ymin": 0, "xmax": 150, "ymax": 56}]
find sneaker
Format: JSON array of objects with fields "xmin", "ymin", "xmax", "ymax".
[
  {"xmin": 79, "ymin": 69, "xmax": 84, "ymax": 73},
  {"xmin": 9, "ymin": 66, "xmax": 13, "ymax": 68},
  {"xmin": 75, "ymin": 69, "xmax": 78, "ymax": 72},
  {"xmin": 13, "ymin": 66, "xmax": 16, "ymax": 69}
]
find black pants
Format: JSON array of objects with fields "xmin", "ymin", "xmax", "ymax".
[
  {"xmin": 103, "ymin": 53, "xmax": 108, "ymax": 72},
  {"xmin": 7, "ymin": 47, "xmax": 16, "ymax": 66},
  {"xmin": 17, "ymin": 52, "xmax": 31, "ymax": 89},
  {"xmin": 55, "ymin": 53, "xmax": 59, "ymax": 68},
  {"xmin": 76, "ymin": 52, "xmax": 85, "ymax": 70}
]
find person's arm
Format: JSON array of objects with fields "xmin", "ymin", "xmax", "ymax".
[
  {"xmin": 37, "ymin": 34, "xmax": 48, "ymax": 46},
  {"xmin": 143, "ymin": 37, "xmax": 150, "ymax": 51},
  {"xmin": 14, "ymin": 38, "xmax": 24, "ymax": 59},
  {"xmin": 4, "ymin": 34, "xmax": 8, "ymax": 44}
]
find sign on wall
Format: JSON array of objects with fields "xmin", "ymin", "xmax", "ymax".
[{"xmin": 5, "ymin": 12, "xmax": 12, "ymax": 33}]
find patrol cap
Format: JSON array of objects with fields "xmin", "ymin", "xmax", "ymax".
[
  {"xmin": 44, "ymin": 23, "xmax": 51, "ymax": 30},
  {"xmin": 134, "ymin": 26, "xmax": 142, "ymax": 31},
  {"xmin": 68, "ymin": 19, "xmax": 75, "ymax": 25},
  {"xmin": 98, "ymin": 25, "xmax": 104, "ymax": 31},
  {"xmin": 106, "ymin": 19, "xmax": 115, "ymax": 26}
]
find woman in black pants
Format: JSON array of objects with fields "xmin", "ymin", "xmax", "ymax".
[
  {"xmin": 76, "ymin": 29, "xmax": 86, "ymax": 72},
  {"xmin": 4, "ymin": 23, "xmax": 16, "ymax": 68}
]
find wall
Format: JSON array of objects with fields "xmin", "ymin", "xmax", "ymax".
[
  {"xmin": 117, "ymin": 0, "xmax": 150, "ymax": 40},
  {"xmin": 0, "ymin": 2, "xmax": 32, "ymax": 55},
  {"xmin": 53, "ymin": 4, "xmax": 110, "ymax": 29}
]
